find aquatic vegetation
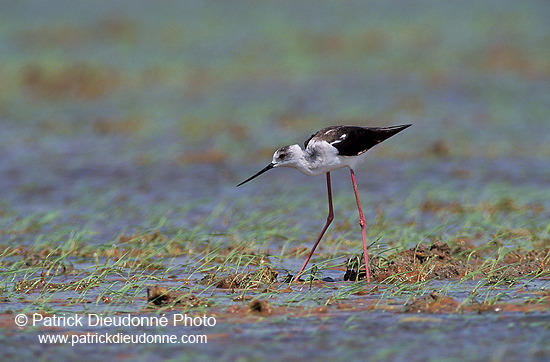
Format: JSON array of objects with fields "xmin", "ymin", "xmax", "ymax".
[{"xmin": 1, "ymin": 0, "xmax": 549, "ymax": 360}]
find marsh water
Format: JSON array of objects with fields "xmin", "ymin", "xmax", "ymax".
[{"xmin": 1, "ymin": 1, "xmax": 550, "ymax": 361}]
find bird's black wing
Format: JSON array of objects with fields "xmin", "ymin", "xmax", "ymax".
[{"xmin": 305, "ymin": 125, "xmax": 411, "ymax": 156}]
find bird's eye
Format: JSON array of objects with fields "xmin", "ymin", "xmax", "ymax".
[{"xmin": 278, "ymin": 153, "xmax": 286, "ymax": 159}]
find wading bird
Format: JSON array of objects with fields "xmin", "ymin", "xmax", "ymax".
[{"xmin": 237, "ymin": 124, "xmax": 411, "ymax": 282}]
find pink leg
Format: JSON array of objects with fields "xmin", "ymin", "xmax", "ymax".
[
  {"xmin": 349, "ymin": 169, "xmax": 371, "ymax": 282},
  {"xmin": 294, "ymin": 172, "xmax": 334, "ymax": 282}
]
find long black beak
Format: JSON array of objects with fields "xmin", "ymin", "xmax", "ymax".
[{"xmin": 237, "ymin": 163, "xmax": 275, "ymax": 187}]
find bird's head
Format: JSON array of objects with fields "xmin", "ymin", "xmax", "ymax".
[
  {"xmin": 271, "ymin": 144, "xmax": 303, "ymax": 168},
  {"xmin": 237, "ymin": 144, "xmax": 303, "ymax": 186}
]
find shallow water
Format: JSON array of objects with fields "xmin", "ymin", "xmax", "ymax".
[
  {"xmin": 1, "ymin": 1, "xmax": 549, "ymax": 361},
  {"xmin": 2, "ymin": 277, "xmax": 549, "ymax": 361}
]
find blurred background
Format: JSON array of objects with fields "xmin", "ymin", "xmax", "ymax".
[{"xmin": 0, "ymin": 1, "xmax": 549, "ymax": 243}]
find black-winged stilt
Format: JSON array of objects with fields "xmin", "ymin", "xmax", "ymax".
[{"xmin": 237, "ymin": 124, "xmax": 412, "ymax": 282}]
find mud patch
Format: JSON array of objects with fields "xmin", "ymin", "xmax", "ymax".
[
  {"xmin": 404, "ymin": 291, "xmax": 461, "ymax": 313},
  {"xmin": 146, "ymin": 285, "xmax": 208, "ymax": 308},
  {"xmin": 200, "ymin": 266, "xmax": 278, "ymax": 289},
  {"xmin": 14, "ymin": 277, "xmax": 98, "ymax": 294},
  {"xmin": 248, "ymin": 299, "xmax": 273, "ymax": 315},
  {"xmin": 20, "ymin": 62, "xmax": 120, "ymax": 100},
  {"xmin": 347, "ymin": 241, "xmax": 549, "ymax": 283},
  {"xmin": 491, "ymin": 250, "xmax": 549, "ymax": 281}
]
